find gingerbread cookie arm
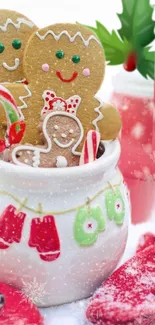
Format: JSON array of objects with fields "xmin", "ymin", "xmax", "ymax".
[
  {"xmin": 5, "ymin": 83, "xmax": 31, "ymax": 110},
  {"xmin": 97, "ymin": 103, "xmax": 122, "ymax": 140},
  {"xmin": 0, "ymin": 83, "xmax": 31, "ymax": 139}
]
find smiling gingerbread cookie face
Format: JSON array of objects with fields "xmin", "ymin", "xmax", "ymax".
[
  {"xmin": 23, "ymin": 23, "xmax": 105, "ymax": 97},
  {"xmin": 0, "ymin": 10, "xmax": 37, "ymax": 83},
  {"xmin": 45, "ymin": 114, "xmax": 82, "ymax": 150}
]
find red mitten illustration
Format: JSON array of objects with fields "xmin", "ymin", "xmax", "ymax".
[
  {"xmin": 0, "ymin": 205, "xmax": 26, "ymax": 249},
  {"xmin": 28, "ymin": 215, "xmax": 60, "ymax": 262},
  {"xmin": 136, "ymin": 232, "xmax": 155, "ymax": 253},
  {"xmin": 86, "ymin": 245, "xmax": 155, "ymax": 325}
]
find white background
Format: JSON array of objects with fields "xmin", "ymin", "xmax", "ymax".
[{"xmin": 0, "ymin": 1, "xmax": 154, "ymax": 324}]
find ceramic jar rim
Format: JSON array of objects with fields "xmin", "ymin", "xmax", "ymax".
[{"xmin": 0, "ymin": 139, "xmax": 120, "ymax": 181}]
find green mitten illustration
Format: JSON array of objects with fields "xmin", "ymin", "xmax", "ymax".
[
  {"xmin": 74, "ymin": 206, "xmax": 106, "ymax": 247},
  {"xmin": 105, "ymin": 187, "xmax": 125, "ymax": 225}
]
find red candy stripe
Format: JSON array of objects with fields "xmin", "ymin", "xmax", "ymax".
[{"xmin": 80, "ymin": 130, "xmax": 100, "ymax": 165}]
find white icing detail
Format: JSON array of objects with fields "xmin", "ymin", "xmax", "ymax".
[
  {"xmin": 0, "ymin": 18, "xmax": 35, "ymax": 32},
  {"xmin": 69, "ymin": 129, "xmax": 73, "ymax": 134},
  {"xmin": 61, "ymin": 133, "xmax": 67, "ymax": 138},
  {"xmin": 92, "ymin": 96, "xmax": 104, "ymax": 131},
  {"xmin": 24, "ymin": 159, "xmax": 29, "ymax": 164},
  {"xmin": 12, "ymin": 114, "xmax": 52, "ymax": 167},
  {"xmin": 52, "ymin": 134, "xmax": 56, "ymax": 137},
  {"xmin": 53, "ymin": 100, "xmax": 65, "ymax": 110},
  {"xmin": 18, "ymin": 85, "xmax": 32, "ymax": 110},
  {"xmin": 12, "ymin": 112, "xmax": 84, "ymax": 167},
  {"xmin": 56, "ymin": 156, "xmax": 68, "ymax": 168},
  {"xmin": 32, "ymin": 151, "xmax": 41, "ymax": 168},
  {"xmin": 36, "ymin": 30, "xmax": 101, "ymax": 47},
  {"xmin": 54, "ymin": 137, "xmax": 74, "ymax": 148},
  {"xmin": 2, "ymin": 58, "xmax": 20, "ymax": 71},
  {"xmin": 54, "ymin": 125, "xmax": 59, "ymax": 130}
]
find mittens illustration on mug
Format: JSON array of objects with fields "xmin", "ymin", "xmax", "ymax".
[
  {"xmin": 28, "ymin": 215, "xmax": 60, "ymax": 262},
  {"xmin": 0, "ymin": 205, "xmax": 26, "ymax": 249}
]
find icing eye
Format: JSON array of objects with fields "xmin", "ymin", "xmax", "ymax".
[
  {"xmin": 54, "ymin": 125, "xmax": 59, "ymax": 130},
  {"xmin": 56, "ymin": 50, "xmax": 65, "ymax": 59},
  {"xmin": 12, "ymin": 40, "xmax": 22, "ymax": 50},
  {"xmin": 72, "ymin": 55, "xmax": 80, "ymax": 64},
  {"xmin": 0, "ymin": 43, "xmax": 5, "ymax": 53}
]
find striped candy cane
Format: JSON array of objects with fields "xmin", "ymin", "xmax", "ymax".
[
  {"xmin": 0, "ymin": 85, "xmax": 25, "ymax": 152},
  {"xmin": 79, "ymin": 130, "xmax": 101, "ymax": 165}
]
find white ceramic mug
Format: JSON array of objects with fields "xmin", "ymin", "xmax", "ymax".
[{"xmin": 0, "ymin": 140, "xmax": 130, "ymax": 306}]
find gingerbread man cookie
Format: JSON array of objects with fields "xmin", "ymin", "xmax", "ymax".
[
  {"xmin": 0, "ymin": 10, "xmax": 38, "ymax": 139},
  {"xmin": 0, "ymin": 10, "xmax": 37, "ymax": 83},
  {"xmin": 6, "ymin": 103, "xmax": 84, "ymax": 168},
  {"xmin": 4, "ymin": 23, "xmax": 122, "ymax": 149}
]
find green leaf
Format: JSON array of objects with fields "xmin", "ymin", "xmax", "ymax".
[
  {"xmin": 137, "ymin": 47, "xmax": 155, "ymax": 79},
  {"xmin": 89, "ymin": 21, "xmax": 132, "ymax": 65},
  {"xmin": 118, "ymin": 0, "xmax": 155, "ymax": 47}
]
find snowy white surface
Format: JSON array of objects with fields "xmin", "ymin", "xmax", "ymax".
[{"xmin": 40, "ymin": 218, "xmax": 155, "ymax": 325}]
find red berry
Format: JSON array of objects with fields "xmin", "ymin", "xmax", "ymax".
[{"xmin": 124, "ymin": 52, "xmax": 137, "ymax": 72}]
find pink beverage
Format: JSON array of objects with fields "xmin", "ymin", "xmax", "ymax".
[{"xmin": 111, "ymin": 68, "xmax": 154, "ymax": 224}]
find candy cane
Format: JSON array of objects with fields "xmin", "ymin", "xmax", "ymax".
[
  {"xmin": 0, "ymin": 84, "xmax": 25, "ymax": 152},
  {"xmin": 0, "ymin": 84, "xmax": 23, "ymax": 123},
  {"xmin": 79, "ymin": 130, "xmax": 101, "ymax": 165}
]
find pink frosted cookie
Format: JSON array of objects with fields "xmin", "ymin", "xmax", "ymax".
[{"xmin": 86, "ymin": 245, "xmax": 155, "ymax": 325}]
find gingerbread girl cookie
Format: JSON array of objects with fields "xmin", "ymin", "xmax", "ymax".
[
  {"xmin": 0, "ymin": 10, "xmax": 38, "ymax": 140},
  {"xmin": 3, "ymin": 23, "xmax": 121, "ymax": 149},
  {"xmin": 6, "ymin": 102, "xmax": 84, "ymax": 168}
]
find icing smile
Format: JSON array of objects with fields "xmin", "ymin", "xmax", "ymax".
[
  {"xmin": 56, "ymin": 70, "xmax": 78, "ymax": 82},
  {"xmin": 54, "ymin": 137, "xmax": 74, "ymax": 148},
  {"xmin": 2, "ymin": 58, "xmax": 20, "ymax": 71}
]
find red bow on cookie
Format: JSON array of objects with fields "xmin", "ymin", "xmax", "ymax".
[{"xmin": 41, "ymin": 90, "xmax": 81, "ymax": 115}]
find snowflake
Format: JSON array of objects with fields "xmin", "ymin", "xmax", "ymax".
[
  {"xmin": 131, "ymin": 122, "xmax": 145, "ymax": 139},
  {"xmin": 134, "ymin": 166, "xmax": 155, "ymax": 182},
  {"xmin": 145, "ymin": 100, "xmax": 155, "ymax": 114},
  {"xmin": 21, "ymin": 277, "xmax": 47, "ymax": 305},
  {"xmin": 142, "ymin": 144, "xmax": 155, "ymax": 163},
  {"xmin": 53, "ymin": 100, "xmax": 65, "ymax": 110},
  {"xmin": 121, "ymin": 103, "xmax": 129, "ymax": 111}
]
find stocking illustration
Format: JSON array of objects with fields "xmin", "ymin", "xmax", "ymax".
[
  {"xmin": 28, "ymin": 216, "xmax": 60, "ymax": 262},
  {"xmin": 0, "ymin": 205, "xmax": 26, "ymax": 249}
]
